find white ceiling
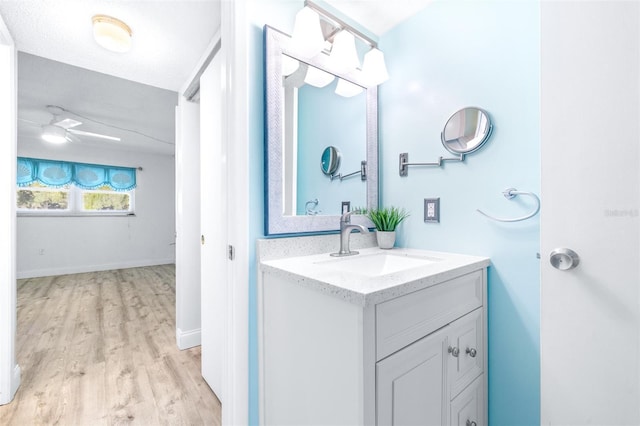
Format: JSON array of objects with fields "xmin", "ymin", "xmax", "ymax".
[
  {"xmin": 0, "ymin": 1, "xmax": 221, "ymax": 92},
  {"xmin": 0, "ymin": 1, "xmax": 430, "ymax": 156},
  {"xmin": 0, "ymin": 1, "xmax": 221, "ymax": 156},
  {"xmin": 325, "ymin": 0, "xmax": 433, "ymax": 36},
  {"xmin": 18, "ymin": 52, "xmax": 179, "ymax": 156}
]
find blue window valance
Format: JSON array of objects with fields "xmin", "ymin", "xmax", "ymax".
[{"xmin": 17, "ymin": 157, "xmax": 137, "ymax": 191}]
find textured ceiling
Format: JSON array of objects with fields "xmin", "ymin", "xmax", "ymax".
[
  {"xmin": 0, "ymin": 1, "xmax": 221, "ymax": 92},
  {"xmin": 0, "ymin": 1, "xmax": 220, "ymax": 156}
]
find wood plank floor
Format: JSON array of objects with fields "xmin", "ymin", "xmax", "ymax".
[{"xmin": 0, "ymin": 265, "xmax": 221, "ymax": 426}]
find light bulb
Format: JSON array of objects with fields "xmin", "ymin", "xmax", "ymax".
[
  {"xmin": 329, "ymin": 30, "xmax": 360, "ymax": 74},
  {"xmin": 335, "ymin": 78, "xmax": 363, "ymax": 97},
  {"xmin": 304, "ymin": 66, "xmax": 335, "ymax": 88},
  {"xmin": 282, "ymin": 55, "xmax": 300, "ymax": 76},
  {"xmin": 362, "ymin": 48, "xmax": 389, "ymax": 85},
  {"xmin": 290, "ymin": 8, "xmax": 325, "ymax": 59}
]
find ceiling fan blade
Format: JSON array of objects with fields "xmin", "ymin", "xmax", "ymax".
[
  {"xmin": 68, "ymin": 129, "xmax": 121, "ymax": 142},
  {"xmin": 18, "ymin": 117, "xmax": 41, "ymax": 127},
  {"xmin": 53, "ymin": 117, "xmax": 83, "ymax": 129},
  {"xmin": 67, "ymin": 133, "xmax": 80, "ymax": 143}
]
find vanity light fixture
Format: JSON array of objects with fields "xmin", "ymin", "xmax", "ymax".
[
  {"xmin": 290, "ymin": 7, "xmax": 325, "ymax": 58},
  {"xmin": 304, "ymin": 65, "xmax": 335, "ymax": 88},
  {"xmin": 362, "ymin": 48, "xmax": 389, "ymax": 85},
  {"xmin": 292, "ymin": 1, "xmax": 389, "ymax": 89},
  {"xmin": 329, "ymin": 30, "xmax": 360, "ymax": 74},
  {"xmin": 282, "ymin": 55, "xmax": 300, "ymax": 76},
  {"xmin": 335, "ymin": 78, "xmax": 363, "ymax": 97},
  {"xmin": 92, "ymin": 15, "xmax": 132, "ymax": 53}
]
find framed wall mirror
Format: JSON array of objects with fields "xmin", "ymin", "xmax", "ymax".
[{"xmin": 264, "ymin": 25, "xmax": 378, "ymax": 235}]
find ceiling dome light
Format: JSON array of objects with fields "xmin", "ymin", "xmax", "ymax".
[
  {"xmin": 362, "ymin": 48, "xmax": 389, "ymax": 86},
  {"xmin": 92, "ymin": 15, "xmax": 132, "ymax": 53},
  {"xmin": 329, "ymin": 30, "xmax": 360, "ymax": 74},
  {"xmin": 41, "ymin": 124, "xmax": 68, "ymax": 144}
]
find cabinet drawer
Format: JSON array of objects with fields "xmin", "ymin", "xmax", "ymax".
[
  {"xmin": 450, "ymin": 374, "xmax": 485, "ymax": 426},
  {"xmin": 376, "ymin": 270, "xmax": 483, "ymax": 361},
  {"xmin": 448, "ymin": 308, "xmax": 484, "ymax": 398}
]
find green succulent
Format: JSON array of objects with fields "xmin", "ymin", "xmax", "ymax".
[{"xmin": 366, "ymin": 206, "xmax": 410, "ymax": 232}]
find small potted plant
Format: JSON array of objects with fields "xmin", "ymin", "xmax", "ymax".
[{"xmin": 366, "ymin": 206, "xmax": 409, "ymax": 249}]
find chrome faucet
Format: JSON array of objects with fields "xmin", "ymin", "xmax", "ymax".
[{"xmin": 330, "ymin": 211, "xmax": 369, "ymax": 257}]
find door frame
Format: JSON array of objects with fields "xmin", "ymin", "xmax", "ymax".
[
  {"xmin": 0, "ymin": 13, "xmax": 20, "ymax": 405},
  {"xmin": 220, "ymin": 2, "xmax": 249, "ymax": 424}
]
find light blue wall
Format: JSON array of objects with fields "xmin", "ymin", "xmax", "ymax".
[
  {"xmin": 297, "ymin": 82, "xmax": 367, "ymax": 215},
  {"xmin": 248, "ymin": 1, "xmax": 540, "ymax": 424},
  {"xmin": 379, "ymin": 1, "xmax": 540, "ymax": 424}
]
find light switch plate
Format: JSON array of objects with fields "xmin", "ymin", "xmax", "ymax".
[
  {"xmin": 424, "ymin": 198, "xmax": 440, "ymax": 223},
  {"xmin": 341, "ymin": 201, "xmax": 351, "ymax": 214}
]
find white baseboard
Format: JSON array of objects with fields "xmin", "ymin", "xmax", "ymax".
[
  {"xmin": 0, "ymin": 364, "xmax": 20, "ymax": 406},
  {"xmin": 10, "ymin": 364, "xmax": 20, "ymax": 399},
  {"xmin": 16, "ymin": 258, "xmax": 176, "ymax": 279},
  {"xmin": 176, "ymin": 327, "xmax": 201, "ymax": 350}
]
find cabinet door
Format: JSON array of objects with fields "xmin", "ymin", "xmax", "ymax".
[
  {"xmin": 448, "ymin": 308, "xmax": 483, "ymax": 397},
  {"xmin": 450, "ymin": 374, "xmax": 485, "ymax": 426},
  {"xmin": 377, "ymin": 327, "xmax": 448, "ymax": 425}
]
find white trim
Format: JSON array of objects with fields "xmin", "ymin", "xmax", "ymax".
[
  {"xmin": 17, "ymin": 259, "xmax": 175, "ymax": 279},
  {"xmin": 0, "ymin": 14, "xmax": 18, "ymax": 405},
  {"xmin": 221, "ymin": 1, "xmax": 249, "ymax": 425},
  {"xmin": 176, "ymin": 327, "xmax": 202, "ymax": 350},
  {"xmin": 180, "ymin": 29, "xmax": 222, "ymax": 100}
]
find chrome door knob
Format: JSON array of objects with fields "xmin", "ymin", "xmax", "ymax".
[
  {"xmin": 466, "ymin": 420, "xmax": 477, "ymax": 426},
  {"xmin": 466, "ymin": 347, "xmax": 477, "ymax": 358},
  {"xmin": 550, "ymin": 248, "xmax": 580, "ymax": 271},
  {"xmin": 448, "ymin": 346, "xmax": 460, "ymax": 357}
]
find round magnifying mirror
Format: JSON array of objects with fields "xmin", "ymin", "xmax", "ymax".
[
  {"xmin": 321, "ymin": 146, "xmax": 341, "ymax": 176},
  {"xmin": 441, "ymin": 107, "xmax": 493, "ymax": 155}
]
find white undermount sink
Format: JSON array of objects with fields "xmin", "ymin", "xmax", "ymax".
[{"xmin": 314, "ymin": 250, "xmax": 442, "ymax": 278}]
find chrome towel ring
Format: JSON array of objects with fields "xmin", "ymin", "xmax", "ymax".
[{"xmin": 477, "ymin": 188, "xmax": 540, "ymax": 222}]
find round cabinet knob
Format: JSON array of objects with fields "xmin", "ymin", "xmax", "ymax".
[
  {"xmin": 550, "ymin": 248, "xmax": 580, "ymax": 271},
  {"xmin": 466, "ymin": 347, "xmax": 477, "ymax": 358},
  {"xmin": 448, "ymin": 346, "xmax": 460, "ymax": 357},
  {"xmin": 466, "ymin": 420, "xmax": 477, "ymax": 426}
]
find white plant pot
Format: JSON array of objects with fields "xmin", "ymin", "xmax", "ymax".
[{"xmin": 376, "ymin": 230, "xmax": 396, "ymax": 249}]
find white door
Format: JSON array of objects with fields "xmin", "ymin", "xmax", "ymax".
[
  {"xmin": 0, "ymin": 13, "xmax": 20, "ymax": 405},
  {"xmin": 200, "ymin": 47, "xmax": 226, "ymax": 400},
  {"xmin": 541, "ymin": 2, "xmax": 640, "ymax": 424}
]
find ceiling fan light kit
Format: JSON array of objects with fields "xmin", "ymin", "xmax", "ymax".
[
  {"xmin": 41, "ymin": 124, "xmax": 68, "ymax": 144},
  {"xmin": 92, "ymin": 14, "xmax": 132, "ymax": 53}
]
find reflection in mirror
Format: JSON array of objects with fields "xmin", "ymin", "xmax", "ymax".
[
  {"xmin": 264, "ymin": 25, "xmax": 378, "ymax": 235},
  {"xmin": 441, "ymin": 107, "xmax": 492, "ymax": 155},
  {"xmin": 321, "ymin": 146, "xmax": 341, "ymax": 176}
]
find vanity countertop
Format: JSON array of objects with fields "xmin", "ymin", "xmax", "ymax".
[{"xmin": 260, "ymin": 247, "xmax": 490, "ymax": 307}]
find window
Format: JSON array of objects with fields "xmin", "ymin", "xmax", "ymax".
[{"xmin": 16, "ymin": 157, "xmax": 136, "ymax": 216}]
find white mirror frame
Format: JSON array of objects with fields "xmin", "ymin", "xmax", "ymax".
[{"xmin": 264, "ymin": 25, "xmax": 377, "ymax": 235}]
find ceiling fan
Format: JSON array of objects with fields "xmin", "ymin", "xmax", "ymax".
[{"xmin": 25, "ymin": 105, "xmax": 121, "ymax": 144}]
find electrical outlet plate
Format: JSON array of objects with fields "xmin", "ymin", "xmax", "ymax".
[
  {"xmin": 424, "ymin": 198, "xmax": 440, "ymax": 223},
  {"xmin": 341, "ymin": 201, "xmax": 351, "ymax": 214}
]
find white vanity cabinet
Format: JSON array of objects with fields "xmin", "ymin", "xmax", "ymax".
[{"xmin": 258, "ymin": 243, "xmax": 489, "ymax": 426}]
